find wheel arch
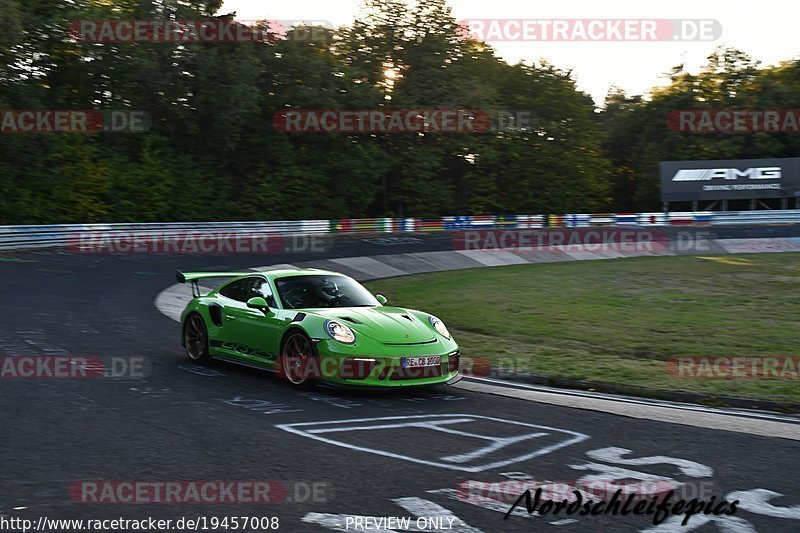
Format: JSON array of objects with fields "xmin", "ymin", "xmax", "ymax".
[
  {"xmin": 280, "ymin": 326, "xmax": 319, "ymax": 356},
  {"xmin": 180, "ymin": 310, "xmax": 203, "ymax": 347}
]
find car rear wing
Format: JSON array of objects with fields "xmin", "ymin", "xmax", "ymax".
[{"xmin": 175, "ymin": 270, "xmax": 251, "ymax": 297}]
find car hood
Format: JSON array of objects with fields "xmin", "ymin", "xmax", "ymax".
[{"xmin": 309, "ymin": 306, "xmax": 436, "ymax": 344}]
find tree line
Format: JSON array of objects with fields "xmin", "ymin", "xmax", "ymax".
[{"xmin": 0, "ymin": 0, "xmax": 798, "ymax": 224}]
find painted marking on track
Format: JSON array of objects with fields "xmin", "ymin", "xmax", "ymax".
[
  {"xmin": 393, "ymin": 498, "xmax": 482, "ymax": 532},
  {"xmin": 426, "ymin": 394, "xmax": 466, "ymax": 401},
  {"xmin": 639, "ymin": 488, "xmax": 800, "ymax": 532},
  {"xmin": 730, "ymin": 489, "xmax": 800, "ymax": 520},
  {"xmin": 276, "ymin": 414, "xmax": 588, "ymax": 473},
  {"xmin": 585, "ymin": 447, "xmax": 712, "ymax": 478},
  {"xmin": 640, "ymin": 488, "xmax": 800, "ymax": 532},
  {"xmin": 435, "ymin": 446, "xmax": 800, "ymax": 531},
  {"xmin": 306, "ymin": 444, "xmax": 800, "ymax": 532},
  {"xmin": 427, "ymin": 488, "xmax": 538, "ymax": 520},
  {"xmin": 302, "ymin": 393, "xmax": 363, "ymax": 409},
  {"xmin": 303, "ymin": 497, "xmax": 482, "ymax": 532},
  {"xmin": 217, "ymin": 395, "xmax": 302, "ymax": 415}
]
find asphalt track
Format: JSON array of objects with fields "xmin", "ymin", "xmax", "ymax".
[{"xmin": 1, "ymin": 229, "xmax": 800, "ymax": 533}]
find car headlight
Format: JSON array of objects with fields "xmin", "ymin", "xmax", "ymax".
[
  {"xmin": 325, "ymin": 320, "xmax": 356, "ymax": 344},
  {"xmin": 429, "ymin": 316, "xmax": 450, "ymax": 340}
]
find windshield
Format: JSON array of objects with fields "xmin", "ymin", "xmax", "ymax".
[{"xmin": 275, "ymin": 275, "xmax": 379, "ymax": 309}]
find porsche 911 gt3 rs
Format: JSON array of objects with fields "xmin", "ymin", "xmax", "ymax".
[{"xmin": 177, "ymin": 268, "xmax": 460, "ymax": 388}]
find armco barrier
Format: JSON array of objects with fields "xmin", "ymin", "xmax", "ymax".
[
  {"xmin": 669, "ymin": 212, "xmax": 705, "ymax": 226},
  {"xmin": 0, "ymin": 220, "xmax": 329, "ymax": 251},
  {"xmin": 589, "ymin": 213, "xmax": 615, "ymax": 226},
  {"xmin": 442, "ymin": 216, "xmax": 470, "ymax": 230},
  {"xmin": 565, "ymin": 214, "xmax": 591, "ymax": 228},
  {"xmin": 638, "ymin": 212, "xmax": 667, "ymax": 226},
  {"xmin": 711, "ymin": 210, "xmax": 800, "ymax": 225},
  {"xmin": 495, "ymin": 215, "xmax": 519, "ymax": 229},
  {"xmin": 518, "ymin": 215, "xmax": 545, "ymax": 229},
  {"xmin": 614, "ymin": 213, "xmax": 638, "ymax": 226},
  {"xmin": 418, "ymin": 218, "xmax": 444, "ymax": 232},
  {"xmin": 2, "ymin": 210, "xmax": 800, "ymax": 251}
]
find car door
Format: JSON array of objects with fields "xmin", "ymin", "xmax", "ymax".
[
  {"xmin": 214, "ymin": 278, "xmax": 247, "ymax": 348},
  {"xmin": 219, "ymin": 277, "xmax": 284, "ymax": 366}
]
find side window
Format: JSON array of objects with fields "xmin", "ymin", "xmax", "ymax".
[
  {"xmin": 257, "ymin": 280, "xmax": 277, "ymax": 307},
  {"xmin": 219, "ymin": 279, "xmax": 247, "ymax": 302},
  {"xmin": 244, "ymin": 278, "xmax": 276, "ymax": 306},
  {"xmin": 242, "ymin": 278, "xmax": 262, "ymax": 301},
  {"xmin": 221, "ymin": 277, "xmax": 274, "ymax": 305},
  {"xmin": 219, "ymin": 280, "xmax": 247, "ymax": 300}
]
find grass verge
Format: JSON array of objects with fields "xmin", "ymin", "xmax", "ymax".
[{"xmin": 366, "ymin": 253, "xmax": 800, "ymax": 404}]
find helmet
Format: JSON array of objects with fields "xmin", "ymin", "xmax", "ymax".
[{"xmin": 318, "ymin": 278, "xmax": 340, "ymax": 298}]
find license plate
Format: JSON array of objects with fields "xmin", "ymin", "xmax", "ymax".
[{"xmin": 401, "ymin": 356, "xmax": 441, "ymax": 368}]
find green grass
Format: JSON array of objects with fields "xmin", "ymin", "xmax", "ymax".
[{"xmin": 366, "ymin": 253, "xmax": 800, "ymax": 404}]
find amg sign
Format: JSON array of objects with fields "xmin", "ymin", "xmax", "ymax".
[
  {"xmin": 660, "ymin": 157, "xmax": 800, "ymax": 201},
  {"xmin": 671, "ymin": 167, "xmax": 781, "ymax": 181}
]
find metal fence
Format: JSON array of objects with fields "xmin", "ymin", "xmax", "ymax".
[
  {"xmin": 2, "ymin": 210, "xmax": 800, "ymax": 251},
  {"xmin": 0, "ymin": 220, "xmax": 329, "ymax": 250}
]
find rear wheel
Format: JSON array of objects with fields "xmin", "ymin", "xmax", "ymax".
[
  {"xmin": 279, "ymin": 331, "xmax": 317, "ymax": 388},
  {"xmin": 183, "ymin": 313, "xmax": 211, "ymax": 363}
]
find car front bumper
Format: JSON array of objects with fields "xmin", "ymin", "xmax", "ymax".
[{"xmin": 313, "ymin": 338, "xmax": 460, "ymax": 387}]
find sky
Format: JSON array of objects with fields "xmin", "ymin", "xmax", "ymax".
[{"xmin": 220, "ymin": 0, "xmax": 799, "ymax": 105}]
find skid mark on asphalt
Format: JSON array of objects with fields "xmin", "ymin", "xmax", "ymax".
[
  {"xmin": 0, "ymin": 328, "xmax": 69, "ymax": 356},
  {"xmin": 178, "ymin": 364, "xmax": 225, "ymax": 377}
]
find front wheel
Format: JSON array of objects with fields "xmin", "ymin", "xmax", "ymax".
[
  {"xmin": 279, "ymin": 331, "xmax": 317, "ymax": 389},
  {"xmin": 183, "ymin": 313, "xmax": 211, "ymax": 363}
]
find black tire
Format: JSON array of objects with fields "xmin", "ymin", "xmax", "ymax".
[
  {"xmin": 279, "ymin": 331, "xmax": 318, "ymax": 389},
  {"xmin": 183, "ymin": 313, "xmax": 211, "ymax": 363}
]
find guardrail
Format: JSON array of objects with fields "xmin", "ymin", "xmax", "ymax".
[
  {"xmin": 0, "ymin": 220, "xmax": 329, "ymax": 250},
  {"xmin": 2, "ymin": 210, "xmax": 800, "ymax": 251}
]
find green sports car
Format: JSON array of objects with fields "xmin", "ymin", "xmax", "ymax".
[{"xmin": 177, "ymin": 268, "xmax": 460, "ymax": 388}]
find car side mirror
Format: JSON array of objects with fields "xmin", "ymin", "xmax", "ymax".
[
  {"xmin": 246, "ymin": 297, "xmax": 271, "ymax": 314},
  {"xmin": 375, "ymin": 294, "xmax": 388, "ymax": 305}
]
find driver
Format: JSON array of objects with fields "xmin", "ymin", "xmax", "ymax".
[
  {"xmin": 315, "ymin": 279, "xmax": 342, "ymax": 305},
  {"xmin": 282, "ymin": 277, "xmax": 347, "ymax": 308}
]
